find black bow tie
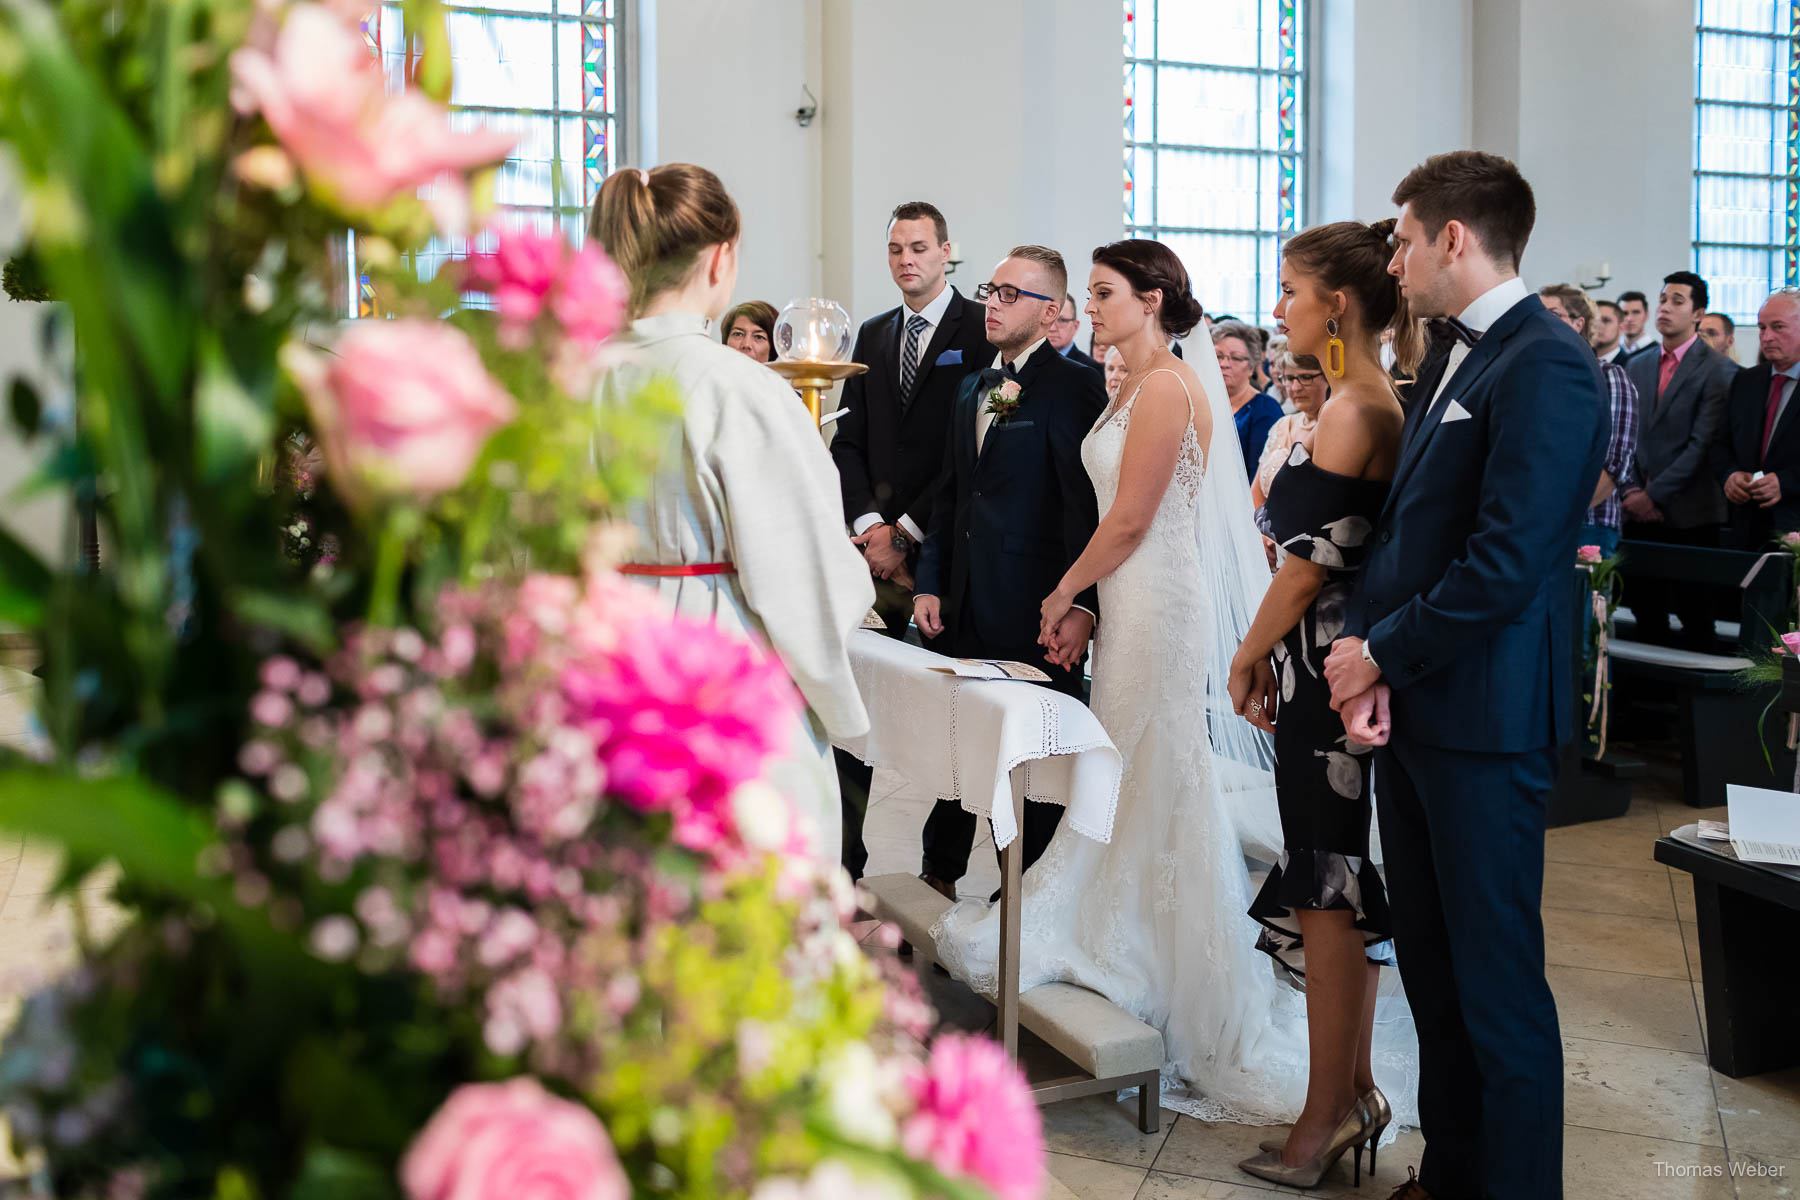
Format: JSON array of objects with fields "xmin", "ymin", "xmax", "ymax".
[{"xmin": 1426, "ymin": 316, "xmax": 1480, "ymax": 352}]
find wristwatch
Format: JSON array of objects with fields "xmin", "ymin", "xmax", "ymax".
[{"xmin": 890, "ymin": 527, "xmax": 913, "ymax": 554}]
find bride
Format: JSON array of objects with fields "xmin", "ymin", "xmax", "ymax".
[{"xmin": 931, "ymin": 239, "xmax": 1418, "ymax": 1129}]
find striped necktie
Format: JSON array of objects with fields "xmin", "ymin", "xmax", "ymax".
[{"xmin": 899, "ymin": 314, "xmax": 929, "ymax": 401}]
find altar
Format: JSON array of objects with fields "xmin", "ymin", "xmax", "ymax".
[{"xmin": 834, "ymin": 630, "xmax": 1167, "ymax": 1134}]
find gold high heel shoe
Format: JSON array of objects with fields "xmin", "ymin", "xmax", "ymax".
[
  {"xmin": 1262, "ymin": 1085, "xmax": 1392, "ymax": 1159},
  {"xmin": 1361, "ymin": 1085, "xmax": 1392, "ymax": 1177},
  {"xmin": 1238, "ymin": 1100, "xmax": 1371, "ymax": 1189}
]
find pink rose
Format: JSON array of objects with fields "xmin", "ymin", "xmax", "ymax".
[
  {"xmin": 286, "ymin": 319, "xmax": 516, "ymax": 505},
  {"xmin": 401, "ymin": 1078, "xmax": 626, "ymax": 1200},
  {"xmin": 997, "ymin": 379, "xmax": 1022, "ymax": 402},
  {"xmin": 1784, "ymin": 531, "xmax": 1800, "ymax": 550},
  {"xmin": 1782, "ymin": 631, "xmax": 1800, "ymax": 656},
  {"xmin": 1575, "ymin": 545, "xmax": 1602, "ymax": 565},
  {"xmin": 230, "ymin": 5, "xmax": 515, "ymax": 215}
]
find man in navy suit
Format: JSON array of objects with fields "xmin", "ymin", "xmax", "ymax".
[
  {"xmin": 830, "ymin": 201, "xmax": 992, "ymax": 881},
  {"xmin": 1323, "ymin": 151, "xmax": 1607, "ymax": 1200},
  {"xmin": 913, "ymin": 245, "xmax": 1104, "ymax": 892}
]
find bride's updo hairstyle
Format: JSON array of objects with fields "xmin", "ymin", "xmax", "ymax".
[
  {"xmin": 1280, "ymin": 218, "xmax": 1423, "ymax": 376},
  {"xmin": 1090, "ymin": 239, "xmax": 1205, "ymax": 339},
  {"xmin": 588, "ymin": 163, "xmax": 741, "ymax": 318}
]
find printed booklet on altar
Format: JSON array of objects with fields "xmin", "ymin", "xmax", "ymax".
[
  {"xmin": 1724, "ymin": 784, "xmax": 1800, "ymax": 868},
  {"xmin": 929, "ymin": 659, "xmax": 1052, "ymax": 683}
]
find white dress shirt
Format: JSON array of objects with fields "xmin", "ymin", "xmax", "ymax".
[
  {"xmin": 1597, "ymin": 343, "xmax": 1627, "ymax": 366},
  {"xmin": 1622, "ymin": 330, "xmax": 1657, "ymax": 355},
  {"xmin": 852, "ymin": 283, "xmax": 957, "ymax": 545},
  {"xmin": 1428, "ymin": 276, "xmax": 1531, "ymax": 413},
  {"xmin": 977, "ymin": 337, "xmax": 1048, "ymax": 453}
]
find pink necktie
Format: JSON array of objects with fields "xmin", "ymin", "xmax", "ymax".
[
  {"xmin": 1761, "ymin": 374, "xmax": 1788, "ymax": 464},
  {"xmin": 1657, "ymin": 349, "xmax": 1679, "ymax": 399}
]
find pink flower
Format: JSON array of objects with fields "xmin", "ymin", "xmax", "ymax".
[
  {"xmin": 1576, "ymin": 545, "xmax": 1602, "ymax": 565},
  {"xmin": 997, "ymin": 380, "xmax": 1022, "ymax": 402},
  {"xmin": 550, "ymin": 244, "xmax": 628, "ymax": 349},
  {"xmin": 401, "ymin": 1078, "xmax": 627, "ymax": 1200},
  {"xmin": 286, "ymin": 319, "xmax": 516, "ymax": 505},
  {"xmin": 557, "ymin": 610, "xmax": 800, "ymax": 854},
  {"xmin": 230, "ymin": 5, "xmax": 516, "ymax": 216},
  {"xmin": 463, "ymin": 227, "xmax": 628, "ymax": 353},
  {"xmin": 1784, "ymin": 531, "xmax": 1800, "ymax": 550},
  {"xmin": 1782, "ymin": 631, "xmax": 1800, "ymax": 656},
  {"xmin": 900, "ymin": 1035, "xmax": 1044, "ymax": 1200},
  {"xmin": 466, "ymin": 228, "xmax": 566, "ymax": 342}
]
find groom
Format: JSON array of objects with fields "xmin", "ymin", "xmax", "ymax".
[
  {"xmin": 913, "ymin": 245, "xmax": 1105, "ymax": 896},
  {"xmin": 1323, "ymin": 152, "xmax": 1606, "ymax": 1200}
]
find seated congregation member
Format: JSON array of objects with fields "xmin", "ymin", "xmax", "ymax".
[
  {"xmin": 1621, "ymin": 271, "xmax": 1738, "ymax": 649},
  {"xmin": 1715, "ymin": 289, "xmax": 1800, "ymax": 547},
  {"xmin": 591, "ymin": 164, "xmax": 874, "ymax": 863},
  {"xmin": 1051, "ymin": 292, "xmax": 1101, "ymax": 372},
  {"xmin": 1700, "ymin": 311, "xmax": 1736, "ymax": 361},
  {"xmin": 1540, "ymin": 284, "xmax": 1639, "ymax": 558},
  {"xmin": 721, "ymin": 299, "xmax": 778, "ymax": 363},
  {"xmin": 913, "ymin": 246, "xmax": 1105, "ymax": 893},
  {"xmin": 1215, "ymin": 319, "xmax": 1284, "ymax": 481},
  {"xmin": 828, "ymin": 200, "xmax": 990, "ymax": 880}
]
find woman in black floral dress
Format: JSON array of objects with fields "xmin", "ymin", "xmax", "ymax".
[{"xmin": 1226, "ymin": 220, "xmax": 1416, "ymax": 1189}]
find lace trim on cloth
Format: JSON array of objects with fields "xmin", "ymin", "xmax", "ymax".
[{"xmin": 946, "ymin": 685, "xmax": 1122, "ymax": 851}]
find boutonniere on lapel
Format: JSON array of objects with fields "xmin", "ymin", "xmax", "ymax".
[{"xmin": 985, "ymin": 378, "xmax": 1023, "ymax": 425}]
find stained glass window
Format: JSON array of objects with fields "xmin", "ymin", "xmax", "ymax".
[
  {"xmin": 348, "ymin": 0, "xmax": 624, "ymax": 315},
  {"xmin": 1124, "ymin": 0, "xmax": 1303, "ymax": 326},
  {"xmin": 1693, "ymin": 0, "xmax": 1799, "ymax": 324}
]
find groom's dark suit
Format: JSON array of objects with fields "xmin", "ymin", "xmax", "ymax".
[
  {"xmin": 914, "ymin": 340, "xmax": 1105, "ymax": 883},
  {"xmin": 1348, "ymin": 294, "xmax": 1606, "ymax": 1200}
]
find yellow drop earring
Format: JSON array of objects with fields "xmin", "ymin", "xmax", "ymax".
[{"xmin": 1325, "ymin": 317, "xmax": 1346, "ymax": 377}]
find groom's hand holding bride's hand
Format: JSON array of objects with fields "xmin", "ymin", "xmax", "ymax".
[
  {"xmin": 1323, "ymin": 637, "xmax": 1380, "ymax": 710},
  {"xmin": 1040, "ymin": 609, "xmax": 1094, "ymax": 671}
]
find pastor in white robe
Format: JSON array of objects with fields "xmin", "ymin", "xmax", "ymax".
[{"xmin": 598, "ymin": 313, "xmax": 873, "ymax": 861}]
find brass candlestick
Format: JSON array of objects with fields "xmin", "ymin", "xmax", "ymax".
[{"xmin": 768, "ymin": 359, "xmax": 868, "ymax": 427}]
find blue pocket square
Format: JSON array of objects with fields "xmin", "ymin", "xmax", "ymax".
[{"xmin": 935, "ymin": 349, "xmax": 963, "ymax": 366}]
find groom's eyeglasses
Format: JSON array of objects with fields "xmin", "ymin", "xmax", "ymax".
[{"xmin": 975, "ymin": 282, "xmax": 1056, "ymax": 305}]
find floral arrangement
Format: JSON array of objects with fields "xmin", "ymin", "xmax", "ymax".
[
  {"xmin": 0, "ymin": 1, "xmax": 1042, "ymax": 1198},
  {"xmin": 1577, "ymin": 544, "xmax": 1623, "ymax": 757}
]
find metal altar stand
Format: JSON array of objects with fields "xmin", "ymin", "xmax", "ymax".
[{"xmin": 862, "ymin": 770, "xmax": 1166, "ymax": 1134}]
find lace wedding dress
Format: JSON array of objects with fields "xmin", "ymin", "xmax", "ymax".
[{"xmin": 932, "ymin": 339, "xmax": 1420, "ymax": 1127}]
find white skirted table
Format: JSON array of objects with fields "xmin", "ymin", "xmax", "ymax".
[{"xmin": 835, "ymin": 631, "xmax": 1167, "ymax": 1133}]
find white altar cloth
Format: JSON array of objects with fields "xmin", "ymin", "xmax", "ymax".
[{"xmin": 831, "ymin": 630, "xmax": 1122, "ymax": 850}]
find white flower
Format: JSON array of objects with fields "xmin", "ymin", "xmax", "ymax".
[
  {"xmin": 731, "ymin": 781, "xmax": 795, "ymax": 852},
  {"xmin": 751, "ymin": 1160, "xmax": 912, "ymax": 1200},
  {"xmin": 817, "ymin": 1043, "xmax": 901, "ymax": 1149}
]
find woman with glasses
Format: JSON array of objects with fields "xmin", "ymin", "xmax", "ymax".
[
  {"xmin": 1215, "ymin": 319, "xmax": 1285, "ymax": 481},
  {"xmin": 1252, "ymin": 352, "xmax": 1331, "ymax": 510}
]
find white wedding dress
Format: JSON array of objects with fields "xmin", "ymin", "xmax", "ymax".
[{"xmin": 933, "ymin": 336, "xmax": 1419, "ymax": 1127}]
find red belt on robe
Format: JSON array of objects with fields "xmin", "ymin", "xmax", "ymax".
[{"xmin": 617, "ymin": 561, "xmax": 737, "ymax": 577}]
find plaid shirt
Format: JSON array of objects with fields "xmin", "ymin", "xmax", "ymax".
[{"xmin": 1586, "ymin": 358, "xmax": 1640, "ymax": 530}]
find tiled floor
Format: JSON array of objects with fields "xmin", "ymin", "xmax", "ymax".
[
  {"xmin": 0, "ymin": 653, "xmax": 1795, "ymax": 1196},
  {"xmin": 853, "ymin": 757, "xmax": 1800, "ymax": 1199}
]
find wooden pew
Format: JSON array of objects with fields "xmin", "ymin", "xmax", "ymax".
[{"xmin": 1610, "ymin": 541, "xmax": 1796, "ymax": 807}]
